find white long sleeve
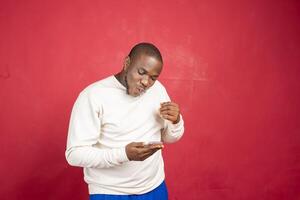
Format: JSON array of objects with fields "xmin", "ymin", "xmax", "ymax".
[
  {"xmin": 161, "ymin": 115, "xmax": 184, "ymax": 143},
  {"xmin": 65, "ymin": 91, "xmax": 129, "ymax": 169},
  {"xmin": 160, "ymin": 86, "xmax": 184, "ymax": 143},
  {"xmin": 66, "ymin": 146, "xmax": 129, "ymax": 168}
]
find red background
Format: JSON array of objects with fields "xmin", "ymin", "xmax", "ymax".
[{"xmin": 1, "ymin": 0, "xmax": 300, "ymax": 199}]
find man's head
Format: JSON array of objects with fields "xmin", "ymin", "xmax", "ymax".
[{"xmin": 122, "ymin": 43, "xmax": 163, "ymax": 97}]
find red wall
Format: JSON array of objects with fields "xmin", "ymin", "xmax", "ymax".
[{"xmin": 1, "ymin": 0, "xmax": 300, "ymax": 199}]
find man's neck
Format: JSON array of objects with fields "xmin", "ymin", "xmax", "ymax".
[{"xmin": 114, "ymin": 72, "xmax": 127, "ymax": 88}]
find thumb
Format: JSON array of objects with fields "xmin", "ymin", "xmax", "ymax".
[{"xmin": 131, "ymin": 142, "xmax": 145, "ymax": 148}]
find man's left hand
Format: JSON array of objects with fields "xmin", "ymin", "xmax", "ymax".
[{"xmin": 159, "ymin": 102, "xmax": 181, "ymax": 124}]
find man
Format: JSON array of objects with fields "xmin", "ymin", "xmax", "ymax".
[{"xmin": 65, "ymin": 42, "xmax": 184, "ymax": 200}]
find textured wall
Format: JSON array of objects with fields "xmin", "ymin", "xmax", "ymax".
[{"xmin": 1, "ymin": 0, "xmax": 300, "ymax": 199}]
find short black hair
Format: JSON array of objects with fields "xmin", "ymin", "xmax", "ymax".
[{"xmin": 128, "ymin": 42, "xmax": 163, "ymax": 64}]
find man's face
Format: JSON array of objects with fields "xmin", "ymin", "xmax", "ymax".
[{"xmin": 125, "ymin": 54, "xmax": 163, "ymax": 97}]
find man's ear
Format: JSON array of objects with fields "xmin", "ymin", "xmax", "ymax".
[{"xmin": 123, "ymin": 56, "xmax": 131, "ymax": 71}]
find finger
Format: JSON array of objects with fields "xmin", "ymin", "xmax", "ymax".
[
  {"xmin": 160, "ymin": 101, "xmax": 171, "ymax": 105},
  {"xmin": 160, "ymin": 110, "xmax": 178, "ymax": 116},
  {"xmin": 161, "ymin": 114, "xmax": 177, "ymax": 122},
  {"xmin": 160, "ymin": 111, "xmax": 179, "ymax": 118},
  {"xmin": 160, "ymin": 106, "xmax": 177, "ymax": 112},
  {"xmin": 138, "ymin": 146, "xmax": 154, "ymax": 154},
  {"xmin": 160, "ymin": 104, "xmax": 179, "ymax": 112},
  {"xmin": 161, "ymin": 102, "xmax": 178, "ymax": 107},
  {"xmin": 141, "ymin": 148, "xmax": 161, "ymax": 159},
  {"xmin": 139, "ymin": 145, "xmax": 163, "ymax": 154},
  {"xmin": 160, "ymin": 108, "xmax": 179, "ymax": 116},
  {"xmin": 161, "ymin": 114, "xmax": 178, "ymax": 121},
  {"xmin": 149, "ymin": 144, "xmax": 164, "ymax": 149}
]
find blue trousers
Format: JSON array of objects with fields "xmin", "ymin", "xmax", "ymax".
[{"xmin": 89, "ymin": 181, "xmax": 168, "ymax": 200}]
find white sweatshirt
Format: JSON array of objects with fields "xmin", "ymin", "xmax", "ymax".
[{"xmin": 65, "ymin": 75, "xmax": 184, "ymax": 195}]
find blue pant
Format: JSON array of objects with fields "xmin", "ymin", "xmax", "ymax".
[{"xmin": 89, "ymin": 181, "xmax": 168, "ymax": 200}]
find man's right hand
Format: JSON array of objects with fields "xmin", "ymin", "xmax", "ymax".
[{"xmin": 125, "ymin": 142, "xmax": 164, "ymax": 161}]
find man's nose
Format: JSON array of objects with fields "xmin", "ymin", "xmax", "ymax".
[{"xmin": 141, "ymin": 77, "xmax": 149, "ymax": 87}]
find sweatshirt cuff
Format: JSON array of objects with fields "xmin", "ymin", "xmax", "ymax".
[
  {"xmin": 115, "ymin": 147, "xmax": 130, "ymax": 163},
  {"xmin": 167, "ymin": 115, "xmax": 184, "ymax": 130}
]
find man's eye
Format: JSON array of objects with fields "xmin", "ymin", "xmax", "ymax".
[
  {"xmin": 151, "ymin": 77, "xmax": 157, "ymax": 81},
  {"xmin": 138, "ymin": 69, "xmax": 145, "ymax": 75}
]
